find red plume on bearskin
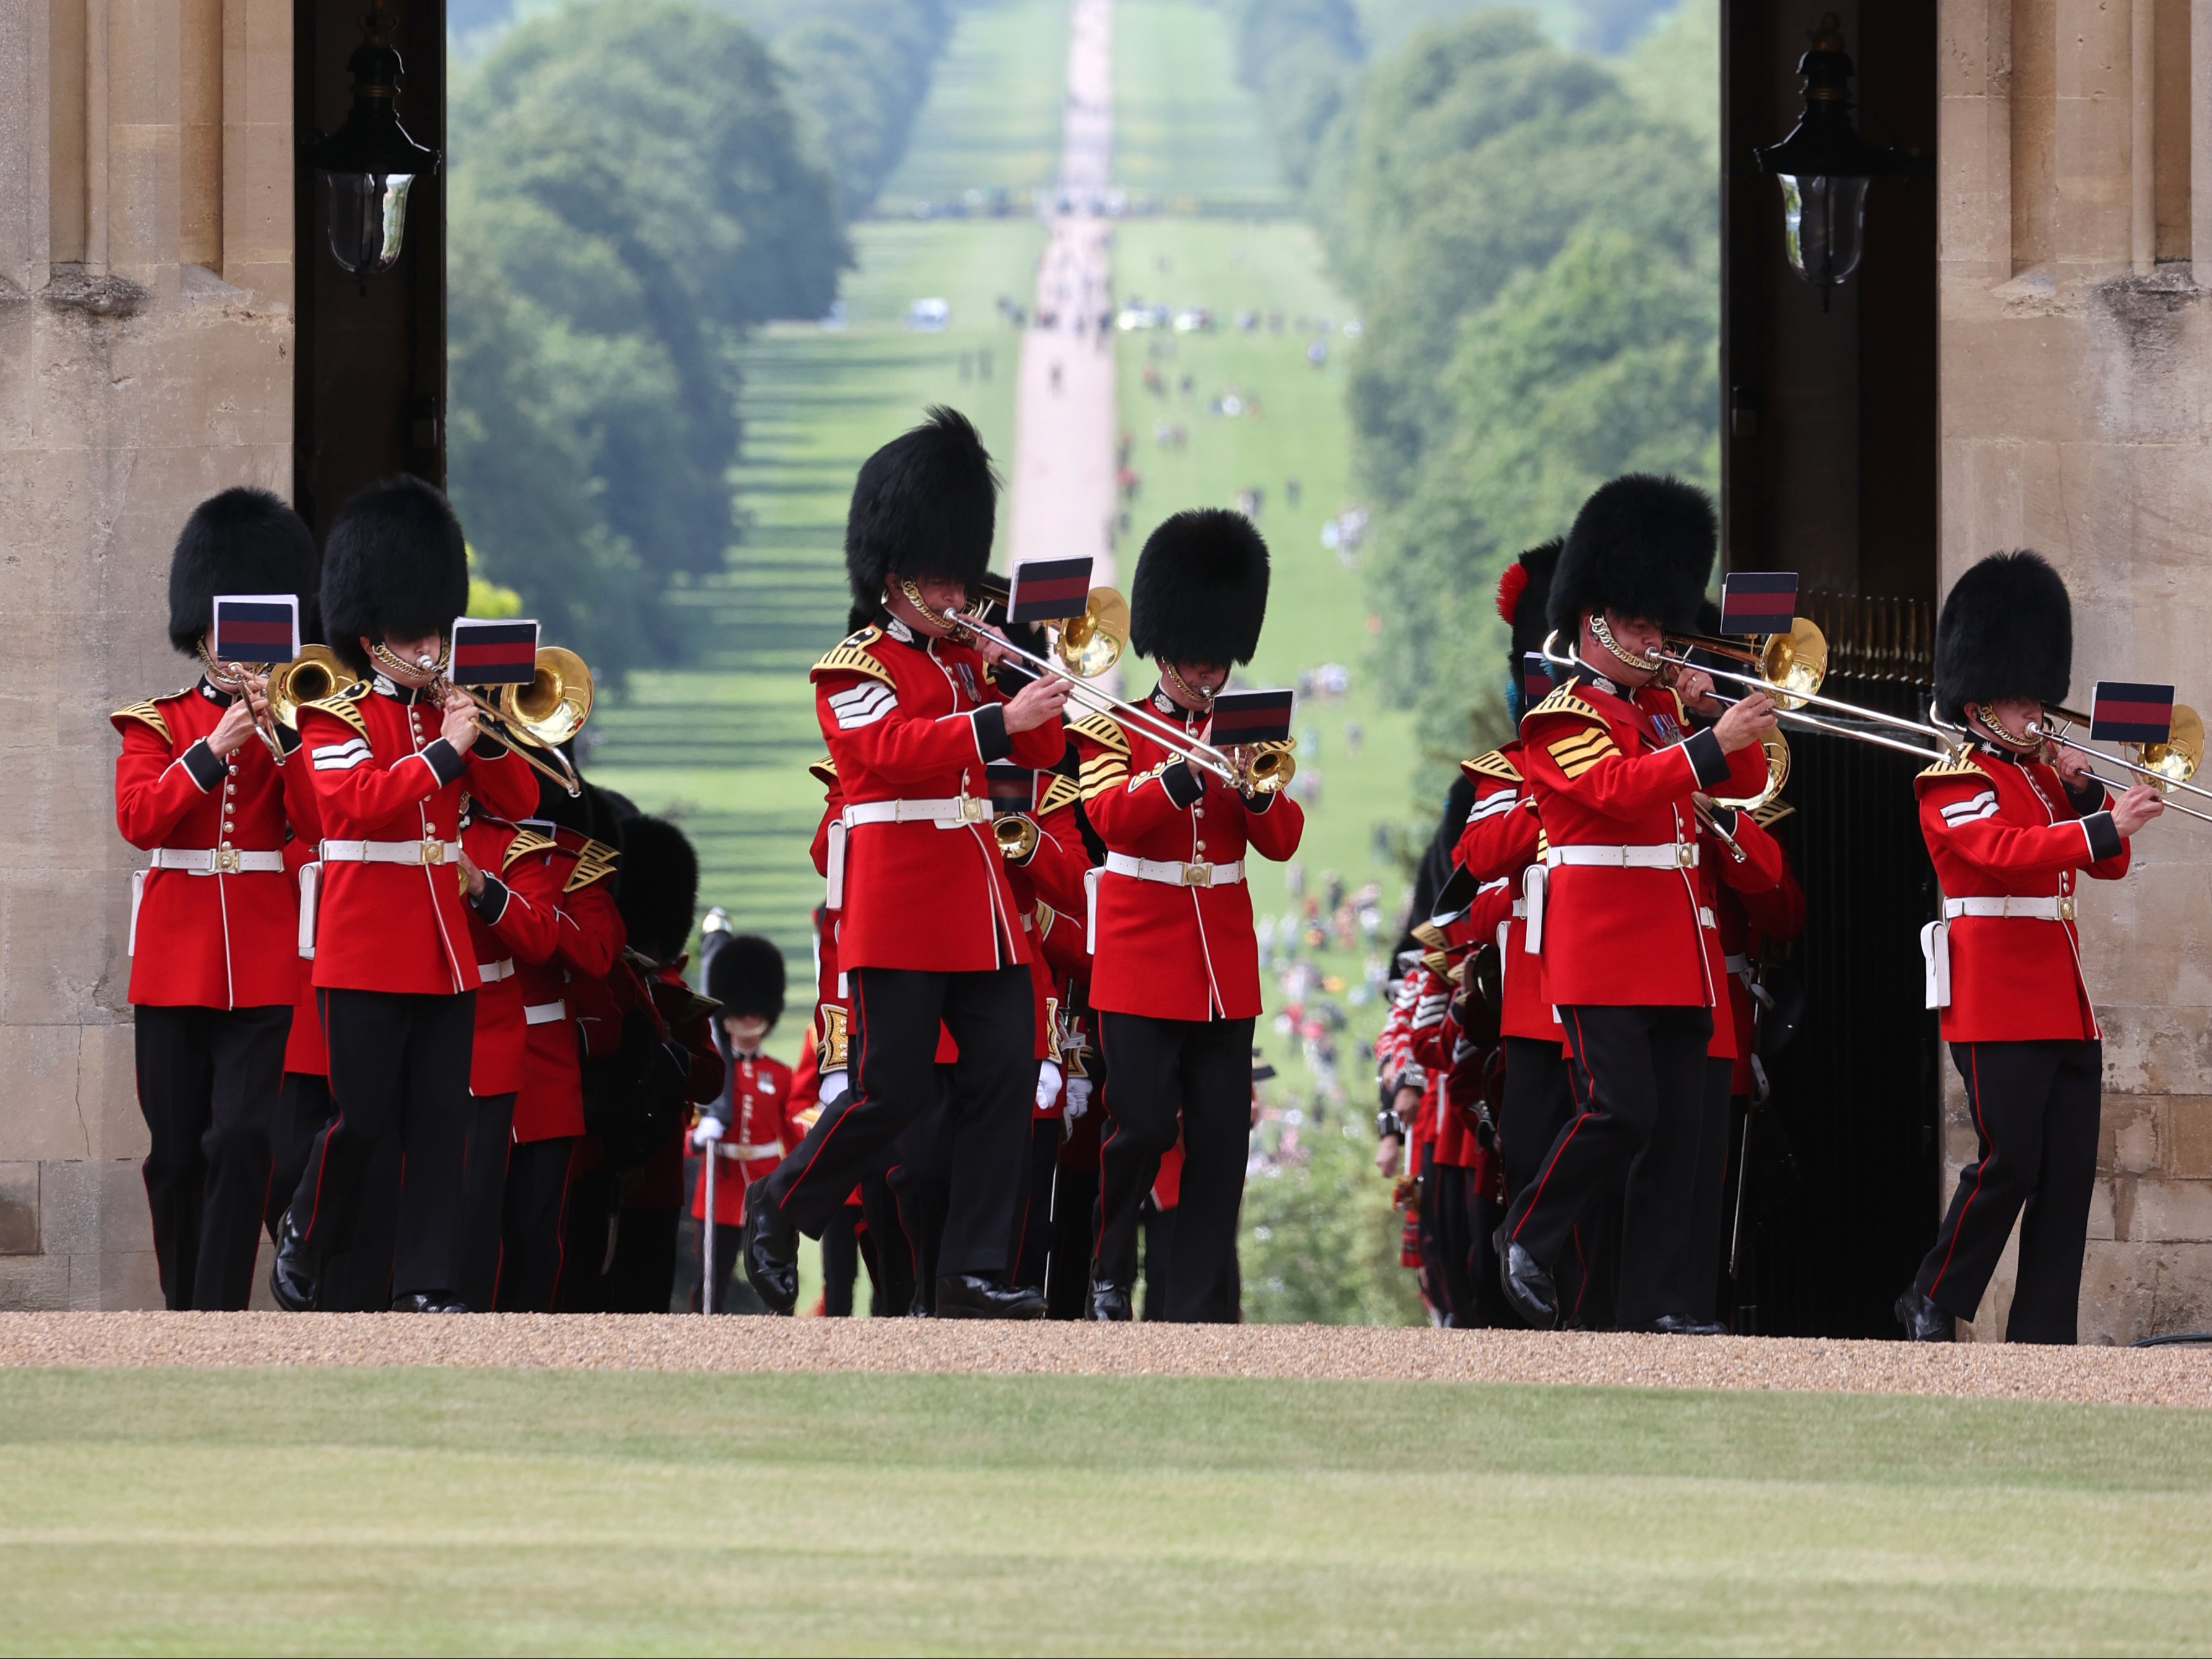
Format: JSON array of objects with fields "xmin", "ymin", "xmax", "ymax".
[
  {"xmin": 1934, "ymin": 549, "xmax": 2072, "ymax": 724},
  {"xmin": 167, "ymin": 487, "xmax": 319, "ymax": 657},
  {"xmin": 1495, "ymin": 560, "xmax": 1530, "ymax": 625},
  {"xmin": 1505, "ymin": 538, "xmax": 1564, "ymax": 678}
]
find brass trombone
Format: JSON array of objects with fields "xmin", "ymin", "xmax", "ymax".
[
  {"xmin": 930, "ymin": 586, "xmax": 1287, "ymax": 793},
  {"xmin": 376, "ymin": 640, "xmax": 593, "ymax": 797},
  {"xmin": 267, "ymin": 645, "xmax": 351, "ymax": 730},
  {"xmin": 2027, "ymin": 702, "xmax": 2212, "ymax": 816}
]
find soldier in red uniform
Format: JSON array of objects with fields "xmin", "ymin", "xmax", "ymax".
[
  {"xmin": 114, "ymin": 488, "xmax": 321, "ymax": 1309},
  {"xmin": 268, "ymin": 476, "xmax": 536, "ymax": 1312},
  {"xmin": 1896, "ymin": 552, "xmax": 2162, "ymax": 1344},
  {"xmin": 1075, "ymin": 509, "xmax": 1305, "ymax": 1322},
  {"xmin": 741, "ymin": 409, "xmax": 1071, "ymax": 1320},
  {"xmin": 1494, "ymin": 475, "xmax": 1777, "ymax": 1332},
  {"xmin": 690, "ymin": 934, "xmax": 796, "ymax": 1312}
]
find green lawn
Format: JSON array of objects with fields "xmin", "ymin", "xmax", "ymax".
[
  {"xmin": 7, "ymin": 1367, "xmax": 2212, "ymax": 1654},
  {"xmin": 877, "ymin": 0, "xmax": 1071, "ymax": 212},
  {"xmin": 1113, "ymin": 0, "xmax": 1291, "ymax": 209}
]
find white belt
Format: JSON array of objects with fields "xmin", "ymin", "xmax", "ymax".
[
  {"xmin": 1544, "ymin": 842, "xmax": 1699, "ymax": 871},
  {"xmin": 1510, "ymin": 899, "xmax": 1528, "ymax": 920},
  {"xmin": 149, "ymin": 847, "xmax": 284, "ymax": 874},
  {"xmin": 1102, "ymin": 851, "xmax": 1244, "ymax": 889},
  {"xmin": 842, "ymin": 796, "xmax": 992, "ymax": 829},
  {"xmin": 1725, "ymin": 952, "xmax": 1751, "ymax": 975},
  {"xmin": 321, "ymin": 837, "xmax": 461, "ymax": 867},
  {"xmin": 1700, "ymin": 906, "xmax": 1717, "ymax": 930},
  {"xmin": 1944, "ymin": 895, "xmax": 2072, "ymax": 922},
  {"xmin": 480, "ymin": 959, "xmax": 515, "ymax": 984},
  {"xmin": 523, "ymin": 1000, "xmax": 567, "ymax": 1025},
  {"xmin": 713, "ymin": 1142, "xmax": 784, "ymax": 1161}
]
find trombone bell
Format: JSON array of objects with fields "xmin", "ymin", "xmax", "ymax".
[
  {"xmin": 1712, "ymin": 731, "xmax": 1791, "ymax": 814},
  {"xmin": 1668, "ymin": 616, "xmax": 1829, "ymax": 711},
  {"xmin": 1055, "ymin": 587, "xmax": 1128, "ymax": 679},
  {"xmin": 2140, "ymin": 703, "xmax": 2204, "ymax": 789},
  {"xmin": 499, "ymin": 647, "xmax": 594, "ymax": 747},
  {"xmin": 267, "ymin": 644, "xmax": 349, "ymax": 730}
]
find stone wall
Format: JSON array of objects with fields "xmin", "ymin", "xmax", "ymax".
[
  {"xmin": 0, "ymin": 0, "xmax": 294, "ymax": 1308},
  {"xmin": 1940, "ymin": 0, "xmax": 2212, "ymax": 1341}
]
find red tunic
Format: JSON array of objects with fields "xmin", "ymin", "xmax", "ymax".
[
  {"xmin": 281, "ymin": 839, "xmax": 327, "ymax": 1076},
  {"xmin": 509, "ymin": 829, "xmax": 625, "ymax": 1143},
  {"xmin": 1452, "ymin": 745, "xmax": 1556, "ymax": 1045},
  {"xmin": 1917, "ymin": 745, "xmax": 2130, "ymax": 1042},
  {"xmin": 1518, "ymin": 676, "xmax": 1767, "ymax": 1008},
  {"xmin": 458, "ymin": 816, "xmax": 567, "ymax": 1099},
  {"xmin": 813, "ymin": 618, "xmax": 1063, "ymax": 972},
  {"xmin": 1074, "ymin": 692, "xmax": 1305, "ymax": 1021},
  {"xmin": 297, "ymin": 677, "xmax": 536, "ymax": 995},
  {"xmin": 112, "ymin": 679, "xmax": 323, "ymax": 1008},
  {"xmin": 690, "ymin": 1050, "xmax": 798, "ymax": 1225},
  {"xmin": 1714, "ymin": 812, "xmax": 1805, "ymax": 1094}
]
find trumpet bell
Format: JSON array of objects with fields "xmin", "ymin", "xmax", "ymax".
[
  {"xmin": 993, "ymin": 814, "xmax": 1040, "ymax": 860},
  {"xmin": 1761, "ymin": 618, "xmax": 1827, "ymax": 710},
  {"xmin": 1056, "ymin": 587, "xmax": 1128, "ymax": 679},
  {"xmin": 1243, "ymin": 746, "xmax": 1295, "ymax": 795},
  {"xmin": 268, "ymin": 644, "xmax": 349, "ymax": 729},
  {"xmin": 2141, "ymin": 703, "xmax": 2205, "ymax": 788},
  {"xmin": 500, "ymin": 647, "xmax": 593, "ymax": 746},
  {"xmin": 1712, "ymin": 731, "xmax": 1792, "ymax": 814}
]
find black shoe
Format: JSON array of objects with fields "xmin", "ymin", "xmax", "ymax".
[
  {"xmin": 1086, "ymin": 1279, "xmax": 1133, "ymax": 1322},
  {"xmin": 268, "ymin": 1213, "xmax": 318, "ymax": 1312},
  {"xmin": 1494, "ymin": 1224, "xmax": 1557, "ymax": 1330},
  {"xmin": 1895, "ymin": 1284, "xmax": 1954, "ymax": 1342},
  {"xmin": 1640, "ymin": 1312, "xmax": 1726, "ymax": 1336},
  {"xmin": 934, "ymin": 1274, "xmax": 1048, "ymax": 1320},
  {"xmin": 390, "ymin": 1291, "xmax": 467, "ymax": 1313},
  {"xmin": 741, "ymin": 1180, "xmax": 798, "ymax": 1317}
]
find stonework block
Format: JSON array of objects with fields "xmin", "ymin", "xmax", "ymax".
[
  {"xmin": 0, "ymin": 1162, "xmax": 38, "ymax": 1253},
  {"xmin": 2166, "ymin": 1097, "xmax": 2212, "ymax": 1178},
  {"xmin": 38, "ymin": 1158, "xmax": 103, "ymax": 1252},
  {"xmin": 0, "ymin": 876, "xmax": 133, "ymax": 1027},
  {"xmin": 0, "ymin": 1024, "xmax": 94, "ymax": 1161},
  {"xmin": 87, "ymin": 1023, "xmax": 147, "ymax": 1162},
  {"xmin": 94, "ymin": 1249, "xmax": 163, "ymax": 1310},
  {"xmin": 2101, "ymin": 1004, "xmax": 2212, "ymax": 1097},
  {"xmin": 2128, "ymin": 1178, "xmax": 2212, "ymax": 1241},
  {"xmin": 2081, "ymin": 1239, "xmax": 2212, "ymax": 1341},
  {"xmin": 0, "ymin": 1253, "xmax": 72, "ymax": 1311}
]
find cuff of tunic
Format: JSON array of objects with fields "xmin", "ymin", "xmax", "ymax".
[
  {"xmin": 421, "ymin": 738, "xmax": 468, "ymax": 786},
  {"xmin": 2081, "ymin": 810, "xmax": 2123, "ymax": 863},
  {"xmin": 1160, "ymin": 760, "xmax": 1204, "ymax": 808},
  {"xmin": 181, "ymin": 739, "xmax": 229, "ymax": 792},
  {"xmin": 469, "ymin": 875, "xmax": 512, "ymax": 924},
  {"xmin": 1684, "ymin": 727, "xmax": 1730, "ymax": 789},
  {"xmin": 972, "ymin": 704, "xmax": 1011, "ymax": 764}
]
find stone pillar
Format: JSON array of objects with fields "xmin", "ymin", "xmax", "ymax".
[
  {"xmin": 0, "ymin": 0, "xmax": 294, "ymax": 1308},
  {"xmin": 1940, "ymin": 0, "xmax": 2212, "ymax": 1341}
]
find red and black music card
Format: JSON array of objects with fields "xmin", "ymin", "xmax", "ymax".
[
  {"xmin": 1209, "ymin": 689, "xmax": 1294, "ymax": 746},
  {"xmin": 2089, "ymin": 681, "xmax": 2174, "ymax": 746},
  {"xmin": 984, "ymin": 762, "xmax": 1037, "ymax": 814},
  {"xmin": 448, "ymin": 618, "xmax": 540, "ymax": 687},
  {"xmin": 211, "ymin": 594, "xmax": 300, "ymax": 666},
  {"xmin": 1007, "ymin": 557, "xmax": 1094, "ymax": 623},
  {"xmin": 1719, "ymin": 572, "xmax": 1798, "ymax": 636}
]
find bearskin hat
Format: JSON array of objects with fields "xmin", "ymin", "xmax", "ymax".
[
  {"xmin": 1496, "ymin": 537, "xmax": 1564, "ymax": 678},
  {"xmin": 1130, "ymin": 508, "xmax": 1271, "ymax": 667},
  {"xmin": 318, "ymin": 474, "xmax": 471, "ymax": 676},
  {"xmin": 1934, "ymin": 550, "xmax": 2072, "ymax": 724},
  {"xmin": 844, "ymin": 406, "xmax": 999, "ymax": 613},
  {"xmin": 612, "ymin": 814, "xmax": 698, "ymax": 964},
  {"xmin": 705, "ymin": 933, "xmax": 785, "ymax": 1025},
  {"xmin": 167, "ymin": 487, "xmax": 319, "ymax": 656},
  {"xmin": 1548, "ymin": 474, "xmax": 1716, "ymax": 640}
]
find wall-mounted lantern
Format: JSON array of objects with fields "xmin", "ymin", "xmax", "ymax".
[{"xmin": 303, "ymin": 0, "xmax": 440, "ymax": 289}]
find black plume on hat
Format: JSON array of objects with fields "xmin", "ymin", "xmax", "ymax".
[
  {"xmin": 1130, "ymin": 508, "xmax": 1271, "ymax": 666},
  {"xmin": 1934, "ymin": 550, "xmax": 2072, "ymax": 724},
  {"xmin": 1548, "ymin": 474, "xmax": 1716, "ymax": 639},
  {"xmin": 612, "ymin": 814, "xmax": 697, "ymax": 963},
  {"xmin": 705, "ymin": 933, "xmax": 786, "ymax": 1024},
  {"xmin": 844, "ymin": 406, "xmax": 999, "ymax": 612},
  {"xmin": 319, "ymin": 475, "xmax": 470, "ymax": 676},
  {"xmin": 167, "ymin": 487, "xmax": 319, "ymax": 656}
]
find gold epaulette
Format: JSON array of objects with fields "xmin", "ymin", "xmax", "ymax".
[
  {"xmin": 811, "ymin": 627, "xmax": 893, "ymax": 688},
  {"xmin": 808, "ymin": 754, "xmax": 837, "ymax": 787},
  {"xmin": 1526, "ymin": 684, "xmax": 1606, "ymax": 725},
  {"xmin": 298, "ymin": 682, "xmax": 370, "ymax": 739},
  {"xmin": 502, "ymin": 826, "xmax": 556, "ymax": 871},
  {"xmin": 816, "ymin": 1004, "xmax": 849, "ymax": 1071},
  {"xmin": 1068, "ymin": 709, "xmax": 1129, "ymax": 753},
  {"xmin": 110, "ymin": 697, "xmax": 177, "ymax": 743},
  {"xmin": 1751, "ymin": 801, "xmax": 1795, "ymax": 829},
  {"xmin": 1461, "ymin": 748, "xmax": 1521, "ymax": 785},
  {"xmin": 1916, "ymin": 753, "xmax": 1987, "ymax": 784},
  {"xmin": 1038, "ymin": 772, "xmax": 1081, "ymax": 815},
  {"xmin": 565, "ymin": 836, "xmax": 619, "ymax": 893}
]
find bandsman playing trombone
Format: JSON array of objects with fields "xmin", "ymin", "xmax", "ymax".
[
  {"xmin": 1073, "ymin": 509, "xmax": 1305, "ymax": 1322},
  {"xmin": 112, "ymin": 488, "xmax": 324, "ymax": 1310},
  {"xmin": 1896, "ymin": 551, "xmax": 2163, "ymax": 1344},
  {"xmin": 268, "ymin": 476, "xmax": 538, "ymax": 1313}
]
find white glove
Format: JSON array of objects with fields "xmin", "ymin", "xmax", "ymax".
[
  {"xmin": 1063, "ymin": 1075, "xmax": 1092, "ymax": 1124},
  {"xmin": 689, "ymin": 1115, "xmax": 725, "ymax": 1149},
  {"xmin": 819, "ymin": 1068, "xmax": 848, "ymax": 1106},
  {"xmin": 1035, "ymin": 1060, "xmax": 1064, "ymax": 1112}
]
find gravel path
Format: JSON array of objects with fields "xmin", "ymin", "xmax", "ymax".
[{"xmin": 1, "ymin": 1314, "xmax": 2204, "ymax": 1407}]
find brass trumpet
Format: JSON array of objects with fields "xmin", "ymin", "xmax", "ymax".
[
  {"xmin": 267, "ymin": 645, "xmax": 351, "ymax": 729},
  {"xmin": 993, "ymin": 814, "xmax": 1040, "ymax": 860},
  {"xmin": 378, "ymin": 640, "xmax": 594, "ymax": 797}
]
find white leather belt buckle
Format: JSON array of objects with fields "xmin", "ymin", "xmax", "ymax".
[
  {"xmin": 523, "ymin": 1000, "xmax": 567, "ymax": 1025},
  {"xmin": 1180, "ymin": 861, "xmax": 1213, "ymax": 887},
  {"xmin": 480, "ymin": 959, "xmax": 515, "ymax": 984},
  {"xmin": 151, "ymin": 847, "xmax": 284, "ymax": 875}
]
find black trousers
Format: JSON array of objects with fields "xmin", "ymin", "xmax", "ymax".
[
  {"xmin": 858, "ymin": 1170, "xmax": 914, "ymax": 1318},
  {"xmin": 133, "ymin": 1003, "xmax": 292, "ymax": 1310},
  {"xmin": 1139, "ymin": 1199, "xmax": 1177, "ymax": 1321},
  {"xmin": 266, "ymin": 1071, "xmax": 334, "ymax": 1242},
  {"xmin": 1045, "ymin": 1159, "xmax": 1099, "ymax": 1319},
  {"xmin": 1499, "ymin": 1035, "xmax": 1573, "ymax": 1201},
  {"xmin": 457, "ymin": 1091, "xmax": 517, "ymax": 1313},
  {"xmin": 1504, "ymin": 1003, "xmax": 1711, "ymax": 1328},
  {"xmin": 886, "ymin": 1066, "xmax": 957, "ymax": 1313},
  {"xmin": 1429, "ymin": 1157, "xmax": 1484, "ymax": 1327},
  {"xmin": 1011, "ymin": 1117, "xmax": 1061, "ymax": 1291},
  {"xmin": 766, "ymin": 965, "xmax": 1034, "ymax": 1280},
  {"xmin": 1619, "ymin": 1050, "xmax": 1732, "ymax": 1327},
  {"xmin": 604, "ymin": 1203, "xmax": 681, "ymax": 1313},
  {"xmin": 498, "ymin": 1135, "xmax": 576, "ymax": 1312},
  {"xmin": 1095, "ymin": 1010, "xmax": 1254, "ymax": 1323},
  {"xmin": 1916, "ymin": 1039, "xmax": 2102, "ymax": 1344},
  {"xmin": 695, "ymin": 1220, "xmax": 766, "ymax": 1313},
  {"xmin": 821, "ymin": 1206, "xmax": 860, "ymax": 1317},
  {"xmin": 1683, "ymin": 1058, "xmax": 1733, "ymax": 1325}
]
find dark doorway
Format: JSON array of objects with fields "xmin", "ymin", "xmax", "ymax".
[
  {"xmin": 1721, "ymin": 0, "xmax": 1941, "ymax": 1335},
  {"xmin": 293, "ymin": 0, "xmax": 448, "ymax": 545}
]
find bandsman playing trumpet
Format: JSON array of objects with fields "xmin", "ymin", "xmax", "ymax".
[
  {"xmin": 1074, "ymin": 509, "xmax": 1305, "ymax": 1323},
  {"xmin": 113, "ymin": 488, "xmax": 323, "ymax": 1310},
  {"xmin": 1896, "ymin": 551, "xmax": 2162, "ymax": 1344}
]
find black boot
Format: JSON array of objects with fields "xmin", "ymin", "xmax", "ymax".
[
  {"xmin": 390, "ymin": 1291, "xmax": 467, "ymax": 1313},
  {"xmin": 1895, "ymin": 1284, "xmax": 1955, "ymax": 1342},
  {"xmin": 268, "ymin": 1211, "xmax": 319, "ymax": 1313},
  {"xmin": 1085, "ymin": 1279, "xmax": 1133, "ymax": 1322},
  {"xmin": 1640, "ymin": 1312, "xmax": 1726, "ymax": 1336},
  {"xmin": 1494, "ymin": 1223, "xmax": 1557, "ymax": 1330},
  {"xmin": 935, "ymin": 1273, "xmax": 1048, "ymax": 1320},
  {"xmin": 741, "ymin": 1180, "xmax": 799, "ymax": 1316}
]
